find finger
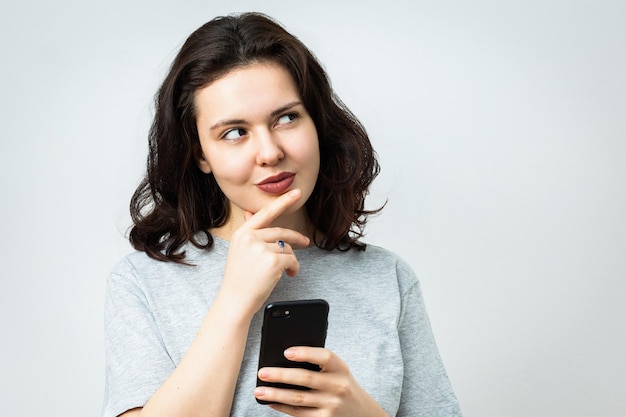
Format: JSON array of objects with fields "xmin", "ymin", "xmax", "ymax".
[
  {"xmin": 260, "ymin": 242, "xmax": 300, "ymax": 277},
  {"xmin": 242, "ymin": 189, "xmax": 301, "ymax": 230},
  {"xmin": 254, "ymin": 385, "xmax": 322, "ymax": 410},
  {"xmin": 258, "ymin": 367, "xmax": 322, "ymax": 391},
  {"xmin": 282, "ymin": 253, "xmax": 301, "ymax": 278},
  {"xmin": 273, "ymin": 239, "xmax": 289, "ymax": 255},
  {"xmin": 268, "ymin": 403, "xmax": 313, "ymax": 417},
  {"xmin": 283, "ymin": 347, "xmax": 345, "ymax": 373},
  {"xmin": 248, "ymin": 239, "xmax": 300, "ymax": 277},
  {"xmin": 255, "ymin": 228, "xmax": 310, "ymax": 249}
]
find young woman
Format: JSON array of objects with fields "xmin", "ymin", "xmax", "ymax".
[{"xmin": 103, "ymin": 12, "xmax": 462, "ymax": 417}]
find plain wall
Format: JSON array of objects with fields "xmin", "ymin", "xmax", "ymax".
[{"xmin": 1, "ymin": 0, "xmax": 624, "ymax": 416}]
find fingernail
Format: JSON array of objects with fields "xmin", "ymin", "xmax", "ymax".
[
  {"xmin": 255, "ymin": 387, "xmax": 266, "ymax": 397},
  {"xmin": 258, "ymin": 369, "xmax": 270, "ymax": 379},
  {"xmin": 284, "ymin": 348, "xmax": 296, "ymax": 359},
  {"xmin": 288, "ymin": 189, "xmax": 300, "ymax": 197}
]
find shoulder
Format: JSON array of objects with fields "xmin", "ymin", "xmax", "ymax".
[
  {"xmin": 305, "ymin": 244, "xmax": 419, "ymax": 295},
  {"xmin": 109, "ymin": 250, "xmax": 176, "ymax": 285},
  {"xmin": 359, "ymin": 244, "xmax": 410, "ymax": 266},
  {"xmin": 354, "ymin": 244, "xmax": 417, "ymax": 276},
  {"xmin": 360, "ymin": 244, "xmax": 420, "ymax": 292},
  {"xmin": 108, "ymin": 237, "xmax": 228, "ymax": 288},
  {"xmin": 110, "ymin": 250, "xmax": 154, "ymax": 278}
]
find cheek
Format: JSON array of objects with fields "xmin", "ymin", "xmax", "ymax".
[
  {"xmin": 207, "ymin": 152, "xmax": 250, "ymax": 186},
  {"xmin": 305, "ymin": 141, "xmax": 321, "ymax": 174},
  {"xmin": 292, "ymin": 131, "xmax": 320, "ymax": 168}
]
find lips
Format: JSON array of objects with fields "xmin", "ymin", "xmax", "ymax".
[{"xmin": 256, "ymin": 172, "xmax": 295, "ymax": 195}]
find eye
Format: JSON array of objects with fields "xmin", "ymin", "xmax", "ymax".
[
  {"xmin": 222, "ymin": 128, "xmax": 247, "ymax": 141},
  {"xmin": 276, "ymin": 112, "xmax": 299, "ymax": 126}
]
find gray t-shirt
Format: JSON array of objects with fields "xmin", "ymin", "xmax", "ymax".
[{"xmin": 103, "ymin": 238, "xmax": 462, "ymax": 417}]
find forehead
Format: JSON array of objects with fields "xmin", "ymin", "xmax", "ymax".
[{"xmin": 194, "ymin": 63, "xmax": 301, "ymax": 122}]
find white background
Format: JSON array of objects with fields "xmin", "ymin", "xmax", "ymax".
[{"xmin": 1, "ymin": 0, "xmax": 624, "ymax": 416}]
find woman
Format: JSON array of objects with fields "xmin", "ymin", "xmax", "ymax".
[{"xmin": 103, "ymin": 12, "xmax": 461, "ymax": 417}]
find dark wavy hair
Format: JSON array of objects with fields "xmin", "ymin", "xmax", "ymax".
[{"xmin": 129, "ymin": 12, "xmax": 382, "ymax": 263}]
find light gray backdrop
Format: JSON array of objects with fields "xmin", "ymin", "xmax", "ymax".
[{"xmin": 1, "ymin": 0, "xmax": 624, "ymax": 416}]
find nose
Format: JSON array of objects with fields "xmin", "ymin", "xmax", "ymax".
[{"xmin": 255, "ymin": 130, "xmax": 284, "ymax": 166}]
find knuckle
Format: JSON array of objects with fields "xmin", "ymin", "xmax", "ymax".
[
  {"xmin": 289, "ymin": 257, "xmax": 300, "ymax": 269},
  {"xmin": 327, "ymin": 398, "xmax": 342, "ymax": 414},
  {"xmin": 267, "ymin": 255, "xmax": 282, "ymax": 270},
  {"xmin": 299, "ymin": 371, "xmax": 314, "ymax": 387},
  {"xmin": 263, "ymin": 204, "xmax": 281, "ymax": 218},
  {"xmin": 234, "ymin": 229, "xmax": 253, "ymax": 244},
  {"xmin": 334, "ymin": 379, "xmax": 351, "ymax": 397},
  {"xmin": 257, "ymin": 205, "xmax": 272, "ymax": 216},
  {"xmin": 231, "ymin": 228, "xmax": 244, "ymax": 240},
  {"xmin": 291, "ymin": 391, "xmax": 306, "ymax": 405}
]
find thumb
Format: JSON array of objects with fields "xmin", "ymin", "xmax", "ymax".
[{"xmin": 243, "ymin": 210, "xmax": 255, "ymax": 222}]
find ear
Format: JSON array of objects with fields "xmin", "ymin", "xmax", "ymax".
[{"xmin": 193, "ymin": 143, "xmax": 212, "ymax": 174}]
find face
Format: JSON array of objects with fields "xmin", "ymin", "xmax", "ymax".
[{"xmin": 194, "ymin": 62, "xmax": 320, "ymax": 231}]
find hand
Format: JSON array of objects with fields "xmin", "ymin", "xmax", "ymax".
[
  {"xmin": 254, "ymin": 347, "xmax": 389, "ymax": 417},
  {"xmin": 218, "ymin": 189, "xmax": 310, "ymax": 317}
]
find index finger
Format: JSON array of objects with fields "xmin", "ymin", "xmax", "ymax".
[{"xmin": 242, "ymin": 188, "xmax": 302, "ymax": 230}]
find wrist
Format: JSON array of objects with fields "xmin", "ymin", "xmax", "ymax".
[{"xmin": 211, "ymin": 290, "xmax": 259, "ymax": 326}]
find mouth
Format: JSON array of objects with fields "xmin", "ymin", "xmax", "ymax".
[{"xmin": 256, "ymin": 172, "xmax": 296, "ymax": 195}]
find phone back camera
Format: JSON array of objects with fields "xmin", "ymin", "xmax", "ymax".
[{"xmin": 271, "ymin": 309, "xmax": 291, "ymax": 318}]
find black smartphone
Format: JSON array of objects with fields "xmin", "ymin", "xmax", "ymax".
[{"xmin": 256, "ymin": 299, "xmax": 329, "ymax": 404}]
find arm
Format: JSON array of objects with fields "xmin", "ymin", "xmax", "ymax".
[
  {"xmin": 134, "ymin": 292, "xmax": 256, "ymax": 417},
  {"xmin": 115, "ymin": 190, "xmax": 309, "ymax": 417},
  {"xmin": 395, "ymin": 263, "xmax": 462, "ymax": 416},
  {"xmin": 114, "ymin": 293, "xmax": 251, "ymax": 417}
]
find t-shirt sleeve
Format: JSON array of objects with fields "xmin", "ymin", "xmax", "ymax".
[
  {"xmin": 395, "ymin": 259, "xmax": 463, "ymax": 417},
  {"xmin": 102, "ymin": 260, "xmax": 175, "ymax": 417}
]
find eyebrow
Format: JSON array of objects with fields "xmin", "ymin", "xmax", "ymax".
[{"xmin": 209, "ymin": 101, "xmax": 303, "ymax": 131}]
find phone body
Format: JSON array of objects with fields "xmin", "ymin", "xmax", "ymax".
[{"xmin": 256, "ymin": 299, "xmax": 329, "ymax": 404}]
